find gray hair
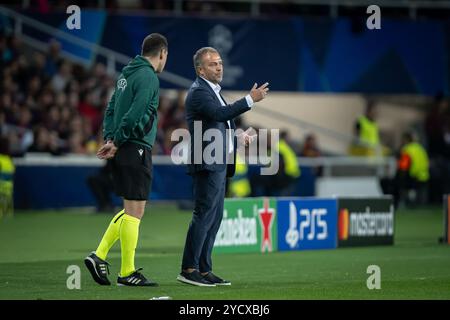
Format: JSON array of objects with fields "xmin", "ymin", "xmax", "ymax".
[{"xmin": 193, "ymin": 47, "xmax": 219, "ymax": 75}]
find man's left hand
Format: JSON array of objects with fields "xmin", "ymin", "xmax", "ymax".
[{"xmin": 238, "ymin": 128, "xmax": 257, "ymax": 147}]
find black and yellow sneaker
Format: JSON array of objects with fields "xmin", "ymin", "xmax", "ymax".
[
  {"xmin": 117, "ymin": 268, "xmax": 158, "ymax": 287},
  {"xmin": 84, "ymin": 252, "xmax": 111, "ymax": 286}
]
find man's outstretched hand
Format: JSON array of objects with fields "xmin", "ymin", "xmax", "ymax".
[
  {"xmin": 97, "ymin": 140, "xmax": 117, "ymax": 160},
  {"xmin": 250, "ymin": 82, "xmax": 269, "ymax": 103}
]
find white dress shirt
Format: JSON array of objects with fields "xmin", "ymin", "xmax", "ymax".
[{"xmin": 201, "ymin": 77, "xmax": 253, "ymax": 154}]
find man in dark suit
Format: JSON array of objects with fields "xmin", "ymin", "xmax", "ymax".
[{"xmin": 177, "ymin": 47, "xmax": 269, "ymax": 287}]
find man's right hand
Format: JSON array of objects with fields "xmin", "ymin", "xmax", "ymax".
[
  {"xmin": 250, "ymin": 82, "xmax": 270, "ymax": 103},
  {"xmin": 97, "ymin": 140, "xmax": 117, "ymax": 160}
]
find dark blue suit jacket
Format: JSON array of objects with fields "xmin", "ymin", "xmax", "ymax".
[{"xmin": 185, "ymin": 77, "xmax": 251, "ymax": 177}]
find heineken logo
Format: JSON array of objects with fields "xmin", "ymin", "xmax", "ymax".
[
  {"xmin": 215, "ymin": 209, "xmax": 257, "ymax": 246},
  {"xmin": 214, "ymin": 198, "xmax": 276, "ymax": 253},
  {"xmin": 258, "ymin": 198, "xmax": 275, "ymax": 253}
]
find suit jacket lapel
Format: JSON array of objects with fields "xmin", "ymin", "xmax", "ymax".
[
  {"xmin": 197, "ymin": 77, "xmax": 233, "ymax": 128},
  {"xmin": 197, "ymin": 77, "xmax": 223, "ymax": 106}
]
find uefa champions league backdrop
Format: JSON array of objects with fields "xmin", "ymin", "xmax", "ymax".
[{"xmin": 15, "ymin": 9, "xmax": 449, "ymax": 95}]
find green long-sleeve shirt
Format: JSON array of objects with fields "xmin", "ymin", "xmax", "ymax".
[{"xmin": 103, "ymin": 55, "xmax": 159, "ymax": 149}]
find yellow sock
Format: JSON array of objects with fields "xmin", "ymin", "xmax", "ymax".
[
  {"xmin": 119, "ymin": 214, "xmax": 141, "ymax": 277},
  {"xmin": 95, "ymin": 209, "xmax": 125, "ymax": 260}
]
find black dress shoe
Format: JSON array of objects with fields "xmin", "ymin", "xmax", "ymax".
[
  {"xmin": 177, "ymin": 270, "xmax": 216, "ymax": 287},
  {"xmin": 203, "ymin": 272, "xmax": 231, "ymax": 286}
]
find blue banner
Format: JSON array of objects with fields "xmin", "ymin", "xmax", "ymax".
[
  {"xmin": 13, "ymin": 164, "xmax": 193, "ymax": 209},
  {"xmin": 14, "ymin": 10, "xmax": 449, "ymax": 95},
  {"xmin": 13, "ymin": 163, "xmax": 314, "ymax": 209},
  {"xmin": 277, "ymin": 198, "xmax": 338, "ymax": 251}
]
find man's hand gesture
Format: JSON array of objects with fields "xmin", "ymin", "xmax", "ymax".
[
  {"xmin": 250, "ymin": 82, "xmax": 269, "ymax": 103},
  {"xmin": 97, "ymin": 140, "xmax": 117, "ymax": 160},
  {"xmin": 238, "ymin": 127, "xmax": 257, "ymax": 147}
]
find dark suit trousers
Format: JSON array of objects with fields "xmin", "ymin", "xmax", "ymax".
[{"xmin": 182, "ymin": 168, "xmax": 227, "ymax": 272}]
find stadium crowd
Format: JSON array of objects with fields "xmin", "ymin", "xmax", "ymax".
[{"xmin": 0, "ymin": 32, "xmax": 187, "ymax": 157}]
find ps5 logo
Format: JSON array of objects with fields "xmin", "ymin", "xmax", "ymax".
[{"xmin": 285, "ymin": 202, "xmax": 328, "ymax": 248}]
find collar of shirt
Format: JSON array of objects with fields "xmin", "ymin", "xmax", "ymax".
[{"xmin": 201, "ymin": 77, "xmax": 222, "ymax": 95}]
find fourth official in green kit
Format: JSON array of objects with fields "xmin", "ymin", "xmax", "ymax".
[{"xmin": 84, "ymin": 33, "xmax": 168, "ymax": 287}]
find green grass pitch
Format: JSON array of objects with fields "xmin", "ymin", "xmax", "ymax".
[{"xmin": 0, "ymin": 204, "xmax": 449, "ymax": 300}]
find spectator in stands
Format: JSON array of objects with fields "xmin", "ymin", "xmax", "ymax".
[
  {"xmin": 301, "ymin": 133, "xmax": 320, "ymax": 158},
  {"xmin": 38, "ymin": 88, "xmax": 55, "ymax": 111},
  {"xmin": 28, "ymin": 52, "xmax": 47, "ymax": 81},
  {"xmin": 384, "ymin": 131, "xmax": 430, "ymax": 208},
  {"xmin": 28, "ymin": 125, "xmax": 63, "ymax": 155},
  {"xmin": 229, "ymin": 152, "xmax": 252, "ymax": 198},
  {"xmin": 44, "ymin": 105, "xmax": 60, "ymax": 132},
  {"xmin": 51, "ymin": 60, "xmax": 72, "ymax": 92},
  {"xmin": 0, "ymin": 35, "xmax": 184, "ymax": 159},
  {"xmin": 158, "ymin": 94, "xmax": 176, "ymax": 131},
  {"xmin": 26, "ymin": 75, "xmax": 42, "ymax": 101},
  {"xmin": 68, "ymin": 132, "xmax": 86, "ymax": 154},
  {"xmin": 14, "ymin": 106, "xmax": 34, "ymax": 154},
  {"xmin": 58, "ymin": 106, "xmax": 73, "ymax": 140},
  {"xmin": 45, "ymin": 39, "xmax": 62, "ymax": 77},
  {"xmin": 0, "ymin": 109, "xmax": 33, "ymax": 157},
  {"xmin": 165, "ymin": 92, "xmax": 186, "ymax": 129},
  {"xmin": 67, "ymin": 86, "xmax": 80, "ymax": 109},
  {"xmin": 2, "ymin": 72, "xmax": 17, "ymax": 96},
  {"xmin": 301, "ymin": 133, "xmax": 322, "ymax": 176},
  {"xmin": 158, "ymin": 126, "xmax": 174, "ymax": 155},
  {"xmin": 356, "ymin": 101, "xmax": 379, "ymax": 147},
  {"xmin": 275, "ymin": 130, "xmax": 301, "ymax": 196},
  {"xmin": 349, "ymin": 100, "xmax": 388, "ymax": 157},
  {"xmin": 78, "ymin": 90, "xmax": 101, "ymax": 131},
  {"xmin": 69, "ymin": 113, "xmax": 82, "ymax": 132},
  {"xmin": 425, "ymin": 94, "xmax": 448, "ymax": 157},
  {"xmin": 0, "ymin": 136, "xmax": 15, "ymax": 218},
  {"xmin": 250, "ymin": 130, "xmax": 300, "ymax": 197}
]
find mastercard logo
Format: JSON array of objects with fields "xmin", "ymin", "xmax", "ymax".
[{"xmin": 338, "ymin": 209, "xmax": 349, "ymax": 240}]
